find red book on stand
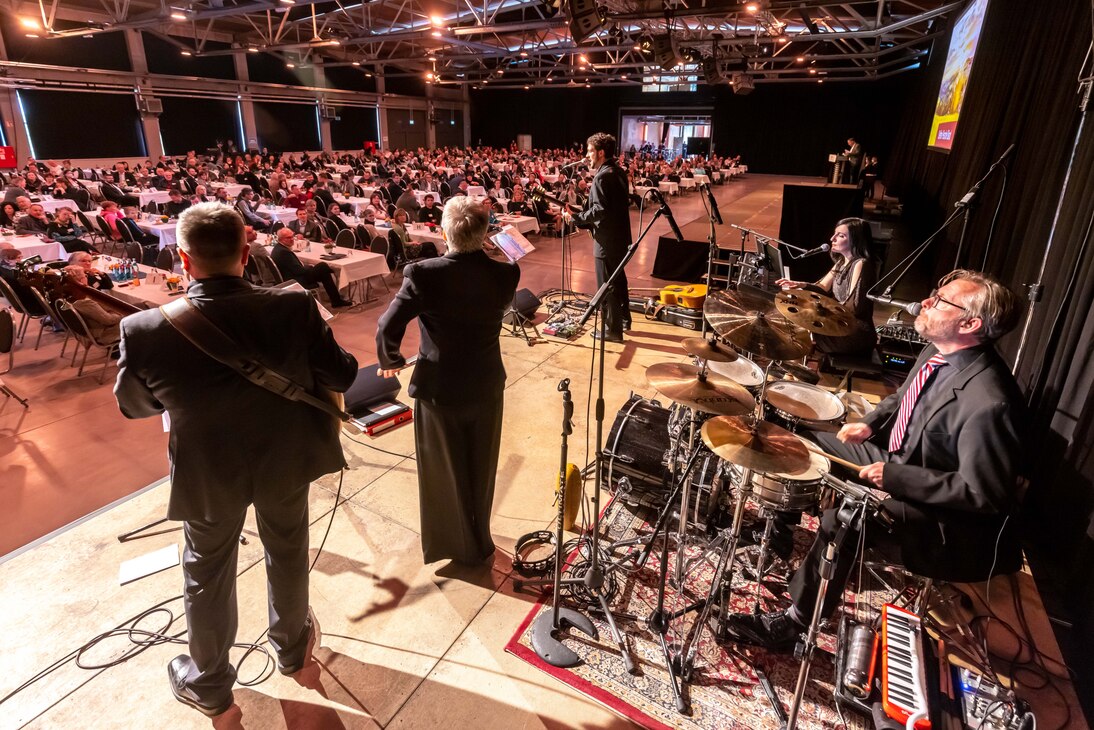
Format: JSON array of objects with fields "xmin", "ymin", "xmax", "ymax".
[{"xmin": 350, "ymin": 400, "xmax": 413, "ymax": 436}]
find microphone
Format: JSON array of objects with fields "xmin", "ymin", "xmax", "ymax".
[
  {"xmin": 559, "ymin": 160, "xmax": 583, "ymax": 169},
  {"xmin": 798, "ymin": 243, "xmax": 831, "ymax": 258},
  {"xmin": 700, "ymin": 182, "xmax": 723, "ymax": 225},
  {"xmin": 649, "ymin": 188, "xmax": 684, "ymax": 243},
  {"xmin": 867, "ymin": 292, "xmax": 923, "ymax": 316}
]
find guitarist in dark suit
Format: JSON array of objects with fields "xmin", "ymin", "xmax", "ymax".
[
  {"xmin": 114, "ymin": 203, "xmax": 357, "ymax": 716},
  {"xmin": 562, "ymin": 133, "xmax": 632, "ymax": 342},
  {"xmin": 376, "ymin": 196, "xmax": 520, "ymax": 565},
  {"xmin": 727, "ymin": 270, "xmax": 1027, "ymax": 651}
]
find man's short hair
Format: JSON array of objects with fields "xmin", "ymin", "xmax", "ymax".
[
  {"xmin": 942, "ymin": 269, "xmax": 1021, "ymax": 343},
  {"xmin": 238, "ymin": 187, "xmax": 252, "ymax": 196},
  {"xmin": 1, "ymin": 248, "xmax": 21, "ymax": 262},
  {"xmin": 587, "ymin": 133, "xmax": 617, "ymax": 159},
  {"xmin": 68, "ymin": 251, "xmax": 91, "ymax": 263},
  {"xmin": 177, "ymin": 203, "xmax": 245, "ymax": 273},
  {"xmin": 441, "ymin": 196, "xmax": 488, "ymax": 254}
]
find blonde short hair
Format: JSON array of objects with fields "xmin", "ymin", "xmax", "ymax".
[
  {"xmin": 177, "ymin": 202, "xmax": 245, "ymax": 273},
  {"xmin": 441, "ymin": 196, "xmax": 488, "ymax": 254},
  {"xmin": 941, "ymin": 269, "xmax": 1021, "ymax": 343}
]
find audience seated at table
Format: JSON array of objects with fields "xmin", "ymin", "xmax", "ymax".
[
  {"xmin": 418, "ymin": 195, "xmax": 442, "ymax": 225},
  {"xmin": 270, "ymin": 227, "xmax": 352, "ymax": 307},
  {"xmin": 16, "ymin": 203, "xmax": 51, "ymax": 236},
  {"xmin": 234, "ymin": 187, "xmax": 270, "ymax": 230},
  {"xmin": 1, "ymin": 248, "xmax": 48, "ymax": 315},
  {"xmin": 62, "ymin": 265, "xmax": 122, "ymax": 344},
  {"xmin": 286, "ymin": 207, "xmax": 324, "ymax": 242},
  {"xmin": 0, "ymin": 202, "xmax": 17, "ymax": 227},
  {"xmin": 67, "ymin": 251, "xmax": 113, "ymax": 289},
  {"xmin": 46, "ymin": 208, "xmax": 94, "ymax": 253},
  {"xmin": 386, "ymin": 207, "xmax": 439, "ymax": 270},
  {"xmin": 163, "ymin": 189, "xmax": 191, "ymax": 218}
]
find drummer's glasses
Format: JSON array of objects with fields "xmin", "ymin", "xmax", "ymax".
[{"xmin": 924, "ymin": 288, "xmax": 968, "ymax": 313}]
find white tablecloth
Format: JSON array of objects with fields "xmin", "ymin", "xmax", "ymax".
[
  {"xmin": 6, "ymin": 235, "xmax": 65, "ymax": 262},
  {"xmin": 467, "ymin": 186, "xmax": 486, "ymax": 197},
  {"xmin": 679, "ymin": 177, "xmax": 697, "ymax": 190},
  {"xmin": 659, "ymin": 181, "xmax": 679, "ymax": 195},
  {"xmin": 209, "ymin": 182, "xmax": 247, "ymax": 197},
  {"xmin": 136, "ymin": 220, "xmax": 178, "ymax": 248},
  {"xmin": 270, "ymin": 245, "xmax": 389, "ymax": 290},
  {"xmin": 693, "ymin": 174, "xmax": 710, "ymax": 186},
  {"xmin": 137, "ymin": 190, "xmax": 173, "ymax": 206},
  {"xmin": 36, "ymin": 199, "xmax": 75, "ymax": 214},
  {"xmin": 96, "ymin": 256, "xmax": 186, "ymax": 309},
  {"xmin": 496, "ymin": 214, "xmax": 539, "ymax": 235}
]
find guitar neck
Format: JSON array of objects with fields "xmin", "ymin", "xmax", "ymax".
[{"xmin": 529, "ymin": 185, "xmax": 568, "ymax": 208}]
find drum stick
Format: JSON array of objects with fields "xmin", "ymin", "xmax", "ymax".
[{"xmin": 800, "ymin": 440, "xmax": 863, "ymax": 472}]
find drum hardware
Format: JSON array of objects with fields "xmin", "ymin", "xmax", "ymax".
[
  {"xmin": 520, "ymin": 378, "xmax": 598, "ymax": 668},
  {"xmin": 681, "ymin": 336, "xmax": 738, "ymax": 363},
  {"xmin": 774, "ymin": 289, "xmax": 856, "ymax": 337}
]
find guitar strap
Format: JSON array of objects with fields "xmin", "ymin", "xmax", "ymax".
[{"xmin": 159, "ymin": 297, "xmax": 353, "ymax": 424}]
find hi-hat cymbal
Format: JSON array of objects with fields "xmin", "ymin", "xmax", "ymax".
[
  {"xmin": 703, "ymin": 289, "xmax": 813, "ymax": 361},
  {"xmin": 775, "ymin": 290, "xmax": 856, "ymax": 337},
  {"xmin": 775, "ymin": 360, "xmax": 821, "ymax": 385},
  {"xmin": 700, "ymin": 416, "xmax": 811, "ymax": 474},
  {"xmin": 681, "ymin": 337, "xmax": 738, "ymax": 363},
  {"xmin": 645, "ymin": 362, "xmax": 756, "ymax": 416}
]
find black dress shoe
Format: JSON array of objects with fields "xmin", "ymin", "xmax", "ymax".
[
  {"xmin": 331, "ymin": 298, "xmax": 354, "ymax": 308},
  {"xmin": 278, "ymin": 606, "xmax": 322, "ymax": 676},
  {"xmin": 724, "ymin": 609, "xmax": 803, "ymax": 652},
  {"xmin": 590, "ymin": 330, "xmax": 624, "ymax": 343},
  {"xmin": 167, "ymin": 655, "xmax": 233, "ymax": 717},
  {"xmin": 622, "ymin": 320, "xmax": 632, "ymax": 332}
]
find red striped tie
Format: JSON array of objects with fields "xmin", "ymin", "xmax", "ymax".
[{"xmin": 888, "ymin": 354, "xmax": 947, "ymax": 453}]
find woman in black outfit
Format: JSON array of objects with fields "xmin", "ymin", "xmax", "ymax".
[{"xmin": 776, "ymin": 217, "xmax": 877, "ymax": 356}]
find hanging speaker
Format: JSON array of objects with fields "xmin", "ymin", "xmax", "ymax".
[
  {"xmin": 702, "ymin": 57, "xmax": 725, "ymax": 85},
  {"xmin": 653, "ymin": 35, "xmax": 679, "ymax": 70},
  {"xmin": 567, "ymin": 0, "xmax": 605, "ymax": 42}
]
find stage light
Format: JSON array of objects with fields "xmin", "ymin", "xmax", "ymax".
[
  {"xmin": 430, "ymin": 14, "xmax": 445, "ymax": 26},
  {"xmin": 808, "ymin": 67, "xmax": 817, "ymax": 74},
  {"xmin": 524, "ymin": 85, "xmax": 530, "ymax": 90},
  {"xmin": 181, "ymin": 50, "xmax": 193, "ymax": 56},
  {"xmin": 286, "ymin": 62, "xmax": 295, "ymax": 68},
  {"xmin": 796, "ymin": 56, "xmax": 804, "ymax": 62},
  {"xmin": 170, "ymin": 11, "xmax": 187, "ymax": 21},
  {"xmin": 520, "ymin": 51, "xmax": 528, "ymax": 57},
  {"xmin": 352, "ymin": 61, "xmax": 361, "ymax": 66},
  {"xmin": 745, "ymin": 3, "xmax": 759, "ymax": 13},
  {"xmin": 425, "ymin": 72, "xmax": 433, "ymax": 79},
  {"xmin": 19, "ymin": 17, "xmax": 40, "ymax": 29},
  {"xmin": 25, "ymin": 33, "xmax": 39, "ymax": 38},
  {"xmin": 248, "ymin": 46, "xmax": 259, "ymax": 53},
  {"xmin": 279, "ymin": 0, "xmax": 295, "ymax": 4},
  {"xmin": 778, "ymin": 36, "xmax": 788, "ymax": 44},
  {"xmin": 431, "ymin": 30, "xmax": 442, "ymax": 37},
  {"xmin": 620, "ymin": 74, "xmax": 627, "ymax": 79},
  {"xmin": 579, "ymin": 54, "xmax": 588, "ymax": 64}
]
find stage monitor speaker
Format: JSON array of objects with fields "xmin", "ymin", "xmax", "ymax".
[
  {"xmin": 504, "ymin": 288, "xmax": 542, "ymax": 324},
  {"xmin": 653, "ymin": 34, "xmax": 679, "ymax": 70},
  {"xmin": 567, "ymin": 0, "xmax": 604, "ymax": 42}
]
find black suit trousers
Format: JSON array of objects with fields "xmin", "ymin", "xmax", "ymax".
[
  {"xmin": 298, "ymin": 261, "xmax": 344, "ymax": 304},
  {"xmin": 787, "ymin": 432, "xmax": 897, "ymax": 620},
  {"xmin": 414, "ymin": 393, "xmax": 504, "ymax": 564},
  {"xmin": 594, "ymin": 256, "xmax": 631, "ymax": 336},
  {"xmin": 180, "ymin": 483, "xmax": 311, "ymax": 703}
]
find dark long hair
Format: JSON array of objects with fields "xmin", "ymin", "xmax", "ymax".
[{"xmin": 834, "ymin": 217, "xmax": 873, "ymax": 263}]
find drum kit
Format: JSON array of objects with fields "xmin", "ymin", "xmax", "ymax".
[{"xmin": 592, "ymin": 285, "xmax": 881, "ymax": 719}]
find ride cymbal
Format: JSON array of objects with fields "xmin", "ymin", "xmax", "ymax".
[
  {"xmin": 681, "ymin": 337, "xmax": 738, "ymax": 363},
  {"xmin": 700, "ymin": 416, "xmax": 811, "ymax": 474},
  {"xmin": 775, "ymin": 290, "xmax": 856, "ymax": 337},
  {"xmin": 645, "ymin": 362, "xmax": 756, "ymax": 416}
]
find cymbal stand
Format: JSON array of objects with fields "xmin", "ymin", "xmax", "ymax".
[{"xmin": 783, "ymin": 496, "xmax": 868, "ymax": 730}]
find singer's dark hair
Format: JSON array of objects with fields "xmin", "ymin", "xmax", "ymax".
[
  {"xmin": 587, "ymin": 132, "xmax": 617, "ymax": 159},
  {"xmin": 834, "ymin": 217, "xmax": 873, "ymax": 262}
]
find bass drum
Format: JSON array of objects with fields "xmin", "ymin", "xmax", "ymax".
[
  {"xmin": 728, "ymin": 451, "xmax": 831, "ymax": 512},
  {"xmin": 764, "ymin": 380, "xmax": 846, "ymax": 432},
  {"xmin": 602, "ymin": 395, "xmax": 672, "ymax": 503},
  {"xmin": 708, "ymin": 354, "xmax": 766, "ymax": 396}
]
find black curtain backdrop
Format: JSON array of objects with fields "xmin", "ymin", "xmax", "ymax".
[
  {"xmin": 329, "ymin": 106, "xmax": 380, "ymax": 150},
  {"xmin": 20, "ymin": 89, "xmax": 145, "ymax": 158},
  {"xmin": 253, "ymin": 101, "xmax": 321, "ymax": 151},
  {"xmin": 159, "ymin": 97, "xmax": 240, "ymax": 155},
  {"xmin": 469, "ymin": 78, "xmax": 914, "ymax": 175},
  {"xmin": 880, "ymin": 0, "xmax": 1094, "ymax": 711}
]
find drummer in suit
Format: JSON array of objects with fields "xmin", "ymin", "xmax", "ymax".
[{"xmin": 728, "ymin": 270, "xmax": 1026, "ymax": 650}]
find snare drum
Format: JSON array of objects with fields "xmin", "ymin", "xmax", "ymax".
[
  {"xmin": 764, "ymin": 381, "xmax": 846, "ymax": 432},
  {"xmin": 708, "ymin": 354, "xmax": 765, "ymax": 395},
  {"xmin": 730, "ymin": 451, "xmax": 831, "ymax": 511}
]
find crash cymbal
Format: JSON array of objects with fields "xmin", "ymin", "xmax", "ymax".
[
  {"xmin": 681, "ymin": 337, "xmax": 738, "ymax": 363},
  {"xmin": 645, "ymin": 362, "xmax": 756, "ymax": 416},
  {"xmin": 707, "ymin": 311, "xmax": 813, "ymax": 361},
  {"xmin": 700, "ymin": 416, "xmax": 811, "ymax": 474},
  {"xmin": 702, "ymin": 287, "xmax": 775, "ymax": 319},
  {"xmin": 775, "ymin": 290, "xmax": 856, "ymax": 337}
]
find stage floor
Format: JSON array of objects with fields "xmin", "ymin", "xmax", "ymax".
[{"xmin": 1, "ymin": 175, "xmax": 1085, "ymax": 728}]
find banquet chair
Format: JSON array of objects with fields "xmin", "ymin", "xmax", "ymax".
[
  {"xmin": 253, "ymin": 255, "xmax": 284, "ymax": 286},
  {"xmin": 76, "ymin": 210, "xmax": 105, "ymax": 248},
  {"xmin": 0, "ymin": 277, "xmax": 46, "ymax": 346},
  {"xmin": 54, "ymin": 300, "xmax": 118, "ymax": 383},
  {"xmin": 143, "ymin": 201, "xmax": 159, "ymax": 215},
  {"xmin": 123, "ymin": 241, "xmax": 144, "ymax": 263},
  {"xmin": 321, "ymin": 218, "xmax": 340, "ymax": 241},
  {"xmin": 314, "ymin": 197, "xmax": 328, "ymax": 217},
  {"xmin": 0, "ymin": 308, "xmax": 15, "ymax": 374},
  {"xmin": 334, "ymin": 229, "xmax": 356, "ymax": 249},
  {"xmin": 25, "ymin": 287, "xmax": 65, "ymax": 353},
  {"xmin": 154, "ymin": 247, "xmax": 175, "ymax": 272}
]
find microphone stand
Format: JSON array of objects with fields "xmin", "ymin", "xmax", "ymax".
[
  {"xmin": 698, "ymin": 185, "xmax": 721, "ymax": 336},
  {"xmin": 565, "ymin": 207, "xmax": 667, "ymax": 676}
]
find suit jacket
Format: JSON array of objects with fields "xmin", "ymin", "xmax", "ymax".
[
  {"xmin": 861, "ymin": 344, "xmax": 1026, "ymax": 580},
  {"xmin": 114, "ymin": 276, "xmax": 357, "ymax": 521},
  {"xmin": 571, "ymin": 160, "xmax": 631, "ymax": 261},
  {"xmin": 287, "ymin": 218, "xmax": 323, "ymax": 242},
  {"xmin": 377, "ymin": 250, "xmax": 519, "ymax": 406},
  {"xmin": 271, "ymin": 242, "xmax": 316, "ymax": 285}
]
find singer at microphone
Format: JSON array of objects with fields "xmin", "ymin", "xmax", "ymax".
[
  {"xmin": 561, "ymin": 132, "xmax": 633, "ymax": 342},
  {"xmin": 775, "ymin": 217, "xmax": 879, "ymax": 358}
]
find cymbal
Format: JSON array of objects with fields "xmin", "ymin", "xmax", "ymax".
[
  {"xmin": 775, "ymin": 360, "xmax": 820, "ymax": 385},
  {"xmin": 703, "ymin": 289, "xmax": 813, "ymax": 361},
  {"xmin": 775, "ymin": 290, "xmax": 856, "ymax": 337},
  {"xmin": 681, "ymin": 337, "xmax": 738, "ymax": 363},
  {"xmin": 702, "ymin": 287, "xmax": 774, "ymax": 318},
  {"xmin": 645, "ymin": 362, "xmax": 756, "ymax": 416},
  {"xmin": 700, "ymin": 416, "xmax": 811, "ymax": 474}
]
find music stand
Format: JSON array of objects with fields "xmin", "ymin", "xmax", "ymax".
[{"xmin": 492, "ymin": 226, "xmax": 540, "ymax": 345}]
